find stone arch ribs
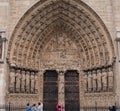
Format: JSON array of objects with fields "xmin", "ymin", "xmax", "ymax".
[{"xmin": 7, "ymin": 0, "xmax": 115, "ymax": 70}]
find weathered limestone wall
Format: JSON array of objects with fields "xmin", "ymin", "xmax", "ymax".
[
  {"xmin": 82, "ymin": 0, "xmax": 115, "ymax": 41},
  {"xmin": 8, "ymin": 0, "xmax": 39, "ymax": 40},
  {"xmin": 0, "ymin": 0, "xmax": 9, "ymax": 31}
]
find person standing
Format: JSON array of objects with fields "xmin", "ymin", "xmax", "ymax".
[
  {"xmin": 31, "ymin": 104, "xmax": 37, "ymax": 111},
  {"xmin": 37, "ymin": 102, "xmax": 43, "ymax": 111},
  {"xmin": 26, "ymin": 103, "xmax": 31, "ymax": 111},
  {"xmin": 56, "ymin": 104, "xmax": 63, "ymax": 111}
]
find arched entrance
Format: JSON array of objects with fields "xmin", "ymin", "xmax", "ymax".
[{"xmin": 7, "ymin": 0, "xmax": 115, "ymax": 107}]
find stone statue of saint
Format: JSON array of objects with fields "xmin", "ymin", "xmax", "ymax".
[
  {"xmin": 9, "ymin": 68, "xmax": 15, "ymax": 93},
  {"xmin": 108, "ymin": 67, "xmax": 114, "ymax": 91},
  {"xmin": 92, "ymin": 70, "xmax": 97, "ymax": 91},
  {"xmin": 102, "ymin": 68, "xmax": 107, "ymax": 91},
  {"xmin": 31, "ymin": 73, "xmax": 35, "ymax": 93},
  {"xmin": 21, "ymin": 71, "xmax": 26, "ymax": 93},
  {"xmin": 35, "ymin": 74, "xmax": 38, "ymax": 93},
  {"xmin": 88, "ymin": 71, "xmax": 92, "ymax": 92},
  {"xmin": 26, "ymin": 71, "xmax": 30, "ymax": 93},
  {"xmin": 84, "ymin": 74, "xmax": 88, "ymax": 92},
  {"xmin": 15, "ymin": 69, "xmax": 21, "ymax": 93},
  {"xmin": 97, "ymin": 69, "xmax": 102, "ymax": 91}
]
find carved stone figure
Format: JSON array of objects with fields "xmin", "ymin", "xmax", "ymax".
[
  {"xmin": 97, "ymin": 69, "xmax": 102, "ymax": 91},
  {"xmin": 88, "ymin": 71, "xmax": 92, "ymax": 92},
  {"xmin": 15, "ymin": 69, "xmax": 21, "ymax": 93},
  {"xmin": 21, "ymin": 71, "xmax": 26, "ymax": 93},
  {"xmin": 9, "ymin": 68, "xmax": 15, "ymax": 93},
  {"xmin": 35, "ymin": 74, "xmax": 38, "ymax": 93},
  {"xmin": 26, "ymin": 71, "xmax": 30, "ymax": 93},
  {"xmin": 108, "ymin": 67, "xmax": 114, "ymax": 91},
  {"xmin": 84, "ymin": 74, "xmax": 88, "ymax": 92},
  {"xmin": 31, "ymin": 73, "xmax": 35, "ymax": 93},
  {"xmin": 92, "ymin": 70, "xmax": 97, "ymax": 91},
  {"xmin": 101, "ymin": 68, "xmax": 107, "ymax": 91}
]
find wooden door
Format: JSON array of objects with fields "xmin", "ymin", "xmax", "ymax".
[
  {"xmin": 43, "ymin": 70, "xmax": 58, "ymax": 111},
  {"xmin": 65, "ymin": 70, "xmax": 80, "ymax": 111}
]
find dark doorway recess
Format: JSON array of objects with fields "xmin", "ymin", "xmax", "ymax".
[
  {"xmin": 65, "ymin": 70, "xmax": 80, "ymax": 111},
  {"xmin": 43, "ymin": 70, "xmax": 58, "ymax": 111}
]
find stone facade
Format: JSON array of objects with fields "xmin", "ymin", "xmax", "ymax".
[{"xmin": 0, "ymin": 0, "xmax": 120, "ymax": 107}]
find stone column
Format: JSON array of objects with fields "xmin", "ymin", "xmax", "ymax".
[
  {"xmin": 0, "ymin": 65, "xmax": 6, "ymax": 106},
  {"xmin": 115, "ymin": 28, "xmax": 120, "ymax": 105},
  {"xmin": 58, "ymin": 70, "xmax": 65, "ymax": 106},
  {"xmin": 0, "ymin": 31, "xmax": 7, "ymax": 106}
]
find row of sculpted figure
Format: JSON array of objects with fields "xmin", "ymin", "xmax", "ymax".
[
  {"xmin": 84, "ymin": 67, "xmax": 114, "ymax": 93},
  {"xmin": 9, "ymin": 68, "xmax": 38, "ymax": 94}
]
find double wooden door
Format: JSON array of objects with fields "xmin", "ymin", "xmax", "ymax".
[{"xmin": 43, "ymin": 70, "xmax": 80, "ymax": 111}]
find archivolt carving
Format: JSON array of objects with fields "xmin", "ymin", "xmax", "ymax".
[{"xmin": 8, "ymin": 0, "xmax": 114, "ymax": 72}]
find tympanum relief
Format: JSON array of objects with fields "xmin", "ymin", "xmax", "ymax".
[{"xmin": 39, "ymin": 31, "xmax": 81, "ymax": 70}]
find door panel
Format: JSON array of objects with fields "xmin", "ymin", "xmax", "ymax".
[
  {"xmin": 65, "ymin": 70, "xmax": 80, "ymax": 111},
  {"xmin": 43, "ymin": 70, "xmax": 58, "ymax": 111}
]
